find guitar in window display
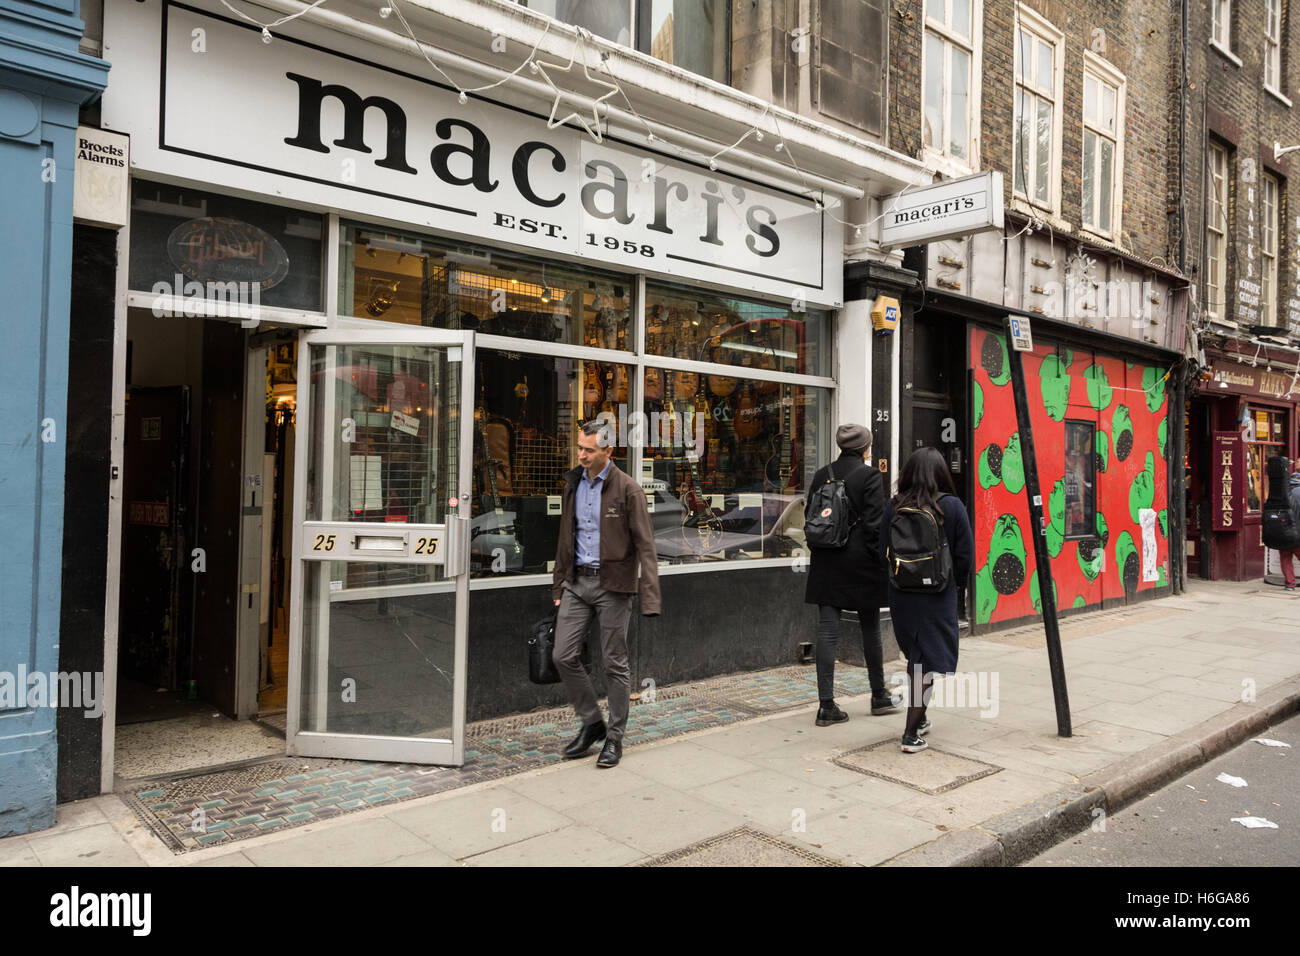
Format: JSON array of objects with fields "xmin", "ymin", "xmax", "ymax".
[
  {"xmin": 764, "ymin": 374, "xmax": 798, "ymax": 493},
  {"xmin": 681, "ymin": 448, "xmax": 724, "ymax": 556}
]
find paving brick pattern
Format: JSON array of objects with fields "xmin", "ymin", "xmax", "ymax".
[{"xmin": 123, "ymin": 662, "xmax": 869, "ymax": 853}]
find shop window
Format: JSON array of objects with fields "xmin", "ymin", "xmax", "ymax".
[
  {"xmin": 645, "ymin": 281, "xmax": 831, "ymax": 378},
  {"xmin": 640, "ymin": 368, "xmax": 829, "ymax": 564},
  {"xmin": 1063, "ymin": 420, "xmax": 1097, "ymax": 539},
  {"xmin": 340, "ymin": 224, "xmax": 632, "ymax": 349},
  {"xmin": 469, "ymin": 352, "xmax": 631, "ymax": 577},
  {"xmin": 128, "ymin": 180, "xmax": 324, "ymax": 311},
  {"xmin": 515, "ymin": 1, "xmax": 728, "ymax": 83},
  {"xmin": 1244, "ymin": 405, "xmax": 1287, "ymax": 513}
]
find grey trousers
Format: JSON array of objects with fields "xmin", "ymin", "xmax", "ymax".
[{"xmin": 553, "ymin": 573, "xmax": 634, "ymax": 741}]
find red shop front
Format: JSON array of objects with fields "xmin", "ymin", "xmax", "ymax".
[{"xmin": 1188, "ymin": 347, "xmax": 1300, "ymax": 581}]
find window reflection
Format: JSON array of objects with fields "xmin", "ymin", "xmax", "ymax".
[
  {"xmin": 646, "ymin": 281, "xmax": 830, "ymax": 377},
  {"xmin": 341, "ymin": 224, "xmax": 632, "ymax": 349},
  {"xmin": 641, "ymin": 368, "xmax": 827, "ymax": 563}
]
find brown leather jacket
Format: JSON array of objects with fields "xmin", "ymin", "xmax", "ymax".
[{"xmin": 552, "ymin": 462, "xmax": 662, "ymax": 615}]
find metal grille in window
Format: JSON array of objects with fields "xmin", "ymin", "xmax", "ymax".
[{"xmin": 422, "ymin": 264, "xmax": 568, "ymax": 340}]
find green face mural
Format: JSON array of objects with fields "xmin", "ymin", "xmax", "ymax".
[
  {"xmin": 1001, "ymin": 433, "xmax": 1026, "ymax": 494},
  {"xmin": 1129, "ymin": 451, "xmax": 1156, "ymax": 523},
  {"xmin": 1046, "ymin": 479, "xmax": 1066, "ymax": 558},
  {"xmin": 976, "ymin": 514, "xmax": 1030, "ymax": 624},
  {"xmin": 1113, "ymin": 404, "xmax": 1134, "ymax": 461},
  {"xmin": 989, "ymin": 514, "xmax": 1028, "ymax": 593},
  {"xmin": 1030, "ymin": 567, "xmax": 1058, "ymax": 614},
  {"xmin": 1159, "ymin": 508, "xmax": 1168, "ymax": 537},
  {"xmin": 1077, "ymin": 513, "xmax": 1109, "ymax": 581},
  {"xmin": 978, "ymin": 442, "xmax": 1004, "ymax": 488},
  {"xmin": 1072, "ymin": 595, "xmax": 1086, "ymax": 609},
  {"xmin": 1158, "ymin": 417, "xmax": 1167, "ymax": 460},
  {"xmin": 975, "ymin": 564, "xmax": 997, "ymax": 624},
  {"xmin": 1095, "ymin": 429, "xmax": 1109, "ymax": 474},
  {"xmin": 1084, "ymin": 363, "xmax": 1113, "ymax": 411},
  {"xmin": 1143, "ymin": 366, "xmax": 1167, "ymax": 413},
  {"xmin": 1117, "ymin": 530, "xmax": 1139, "ymax": 597},
  {"xmin": 1039, "ymin": 354, "xmax": 1071, "ymax": 422},
  {"xmin": 981, "ymin": 333, "xmax": 1011, "ymax": 386},
  {"xmin": 973, "ymin": 379, "xmax": 984, "ymax": 429}
]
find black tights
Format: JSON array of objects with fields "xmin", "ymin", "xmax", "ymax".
[{"xmin": 905, "ymin": 666, "xmax": 933, "ymax": 737}]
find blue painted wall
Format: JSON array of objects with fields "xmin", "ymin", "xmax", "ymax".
[{"xmin": 0, "ymin": 0, "xmax": 107, "ymax": 836}]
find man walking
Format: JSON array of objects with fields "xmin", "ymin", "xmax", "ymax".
[{"xmin": 552, "ymin": 421, "xmax": 661, "ymax": 768}]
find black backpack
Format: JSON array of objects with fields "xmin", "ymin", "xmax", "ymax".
[
  {"xmin": 804, "ymin": 460, "xmax": 859, "ymax": 549},
  {"xmin": 1261, "ymin": 457, "xmax": 1300, "ymax": 550},
  {"xmin": 886, "ymin": 498, "xmax": 953, "ymax": 593}
]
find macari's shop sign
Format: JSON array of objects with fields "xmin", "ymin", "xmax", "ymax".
[
  {"xmin": 100, "ymin": 0, "xmax": 842, "ymax": 306},
  {"xmin": 1212, "ymin": 432, "xmax": 1243, "ymax": 532}
]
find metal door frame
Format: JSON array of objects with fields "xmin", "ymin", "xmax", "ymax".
[{"xmin": 286, "ymin": 327, "xmax": 475, "ymax": 765}]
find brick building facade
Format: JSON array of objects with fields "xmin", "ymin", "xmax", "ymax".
[{"xmin": 1180, "ymin": 0, "xmax": 1300, "ymax": 582}]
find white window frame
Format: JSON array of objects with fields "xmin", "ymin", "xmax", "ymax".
[
  {"xmin": 1080, "ymin": 53, "xmax": 1125, "ymax": 240},
  {"xmin": 1261, "ymin": 172, "xmax": 1279, "ymax": 326},
  {"xmin": 921, "ymin": 0, "xmax": 983, "ymax": 177},
  {"xmin": 1212, "ymin": 0, "xmax": 1232, "ymax": 49},
  {"xmin": 1013, "ymin": 5, "xmax": 1064, "ymax": 216},
  {"xmin": 1206, "ymin": 142, "xmax": 1229, "ymax": 320}
]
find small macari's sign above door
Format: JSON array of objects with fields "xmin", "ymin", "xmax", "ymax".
[
  {"xmin": 876, "ymin": 171, "xmax": 1004, "ymax": 250},
  {"xmin": 100, "ymin": 0, "xmax": 843, "ymax": 306}
]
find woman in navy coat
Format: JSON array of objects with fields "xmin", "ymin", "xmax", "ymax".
[{"xmin": 880, "ymin": 447, "xmax": 974, "ymax": 753}]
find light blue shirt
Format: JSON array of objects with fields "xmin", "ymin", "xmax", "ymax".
[{"xmin": 575, "ymin": 460, "xmax": 611, "ymax": 568}]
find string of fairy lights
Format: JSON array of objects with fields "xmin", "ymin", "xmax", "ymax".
[{"xmin": 217, "ymin": 0, "xmax": 915, "ymax": 239}]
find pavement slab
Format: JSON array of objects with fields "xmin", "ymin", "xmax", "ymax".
[{"xmin": 1, "ymin": 579, "xmax": 1296, "ymax": 867}]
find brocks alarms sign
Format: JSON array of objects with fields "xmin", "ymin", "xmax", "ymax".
[{"xmin": 101, "ymin": 0, "xmax": 841, "ymax": 305}]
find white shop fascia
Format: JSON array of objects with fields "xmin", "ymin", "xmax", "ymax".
[{"xmin": 101, "ymin": 0, "xmax": 930, "ymax": 308}]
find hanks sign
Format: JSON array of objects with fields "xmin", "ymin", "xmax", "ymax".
[{"xmin": 101, "ymin": 0, "xmax": 842, "ymax": 305}]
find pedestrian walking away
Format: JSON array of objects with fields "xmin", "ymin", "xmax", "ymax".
[
  {"xmin": 804, "ymin": 423, "xmax": 901, "ymax": 726},
  {"xmin": 1277, "ymin": 460, "xmax": 1300, "ymax": 591},
  {"xmin": 551, "ymin": 420, "xmax": 661, "ymax": 768},
  {"xmin": 881, "ymin": 447, "xmax": 974, "ymax": 753}
]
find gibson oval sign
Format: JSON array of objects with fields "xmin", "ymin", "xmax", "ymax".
[{"xmin": 166, "ymin": 217, "xmax": 291, "ymax": 289}]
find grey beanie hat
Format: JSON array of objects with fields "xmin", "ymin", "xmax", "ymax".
[{"xmin": 836, "ymin": 423, "xmax": 872, "ymax": 453}]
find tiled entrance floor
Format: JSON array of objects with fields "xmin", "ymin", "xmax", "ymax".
[{"xmin": 123, "ymin": 664, "xmax": 880, "ymax": 853}]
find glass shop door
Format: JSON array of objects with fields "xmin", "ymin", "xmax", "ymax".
[{"xmin": 287, "ymin": 328, "xmax": 474, "ymax": 765}]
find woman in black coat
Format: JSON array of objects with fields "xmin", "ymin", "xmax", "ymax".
[
  {"xmin": 880, "ymin": 447, "xmax": 974, "ymax": 753},
  {"xmin": 804, "ymin": 424, "xmax": 899, "ymax": 725}
]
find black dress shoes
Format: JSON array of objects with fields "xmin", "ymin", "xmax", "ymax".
[
  {"xmin": 596, "ymin": 738, "xmax": 622, "ymax": 768},
  {"xmin": 562, "ymin": 719, "xmax": 607, "ymax": 758}
]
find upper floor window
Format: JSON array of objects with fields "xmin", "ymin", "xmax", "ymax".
[
  {"xmin": 1205, "ymin": 142, "xmax": 1229, "ymax": 320},
  {"xmin": 1211, "ymin": 0, "xmax": 1231, "ymax": 49},
  {"xmin": 923, "ymin": 0, "xmax": 979, "ymax": 167},
  {"xmin": 1265, "ymin": 0, "xmax": 1282, "ymax": 91},
  {"xmin": 517, "ymin": 1, "xmax": 728, "ymax": 83},
  {"xmin": 1014, "ymin": 9, "xmax": 1062, "ymax": 210},
  {"xmin": 1082, "ymin": 59, "xmax": 1124, "ymax": 236},
  {"xmin": 1261, "ymin": 172, "xmax": 1280, "ymax": 326}
]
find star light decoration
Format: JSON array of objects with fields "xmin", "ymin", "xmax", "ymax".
[{"xmin": 532, "ymin": 32, "xmax": 619, "ymax": 143}]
